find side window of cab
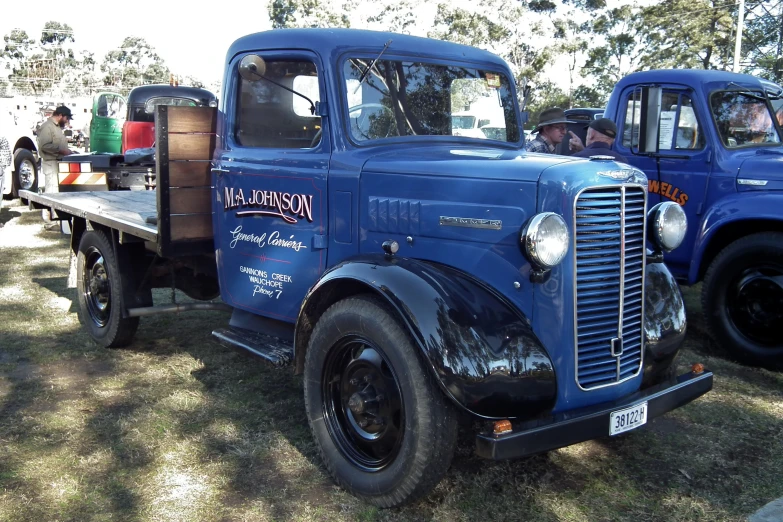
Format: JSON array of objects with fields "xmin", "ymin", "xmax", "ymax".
[
  {"xmin": 235, "ymin": 58, "xmax": 322, "ymax": 149},
  {"xmin": 622, "ymin": 91, "xmax": 705, "ymax": 150}
]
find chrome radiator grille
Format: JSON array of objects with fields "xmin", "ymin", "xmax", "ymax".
[{"xmin": 574, "ymin": 186, "xmax": 646, "ymax": 390}]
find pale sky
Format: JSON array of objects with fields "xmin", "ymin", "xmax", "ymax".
[
  {"xmin": 2, "ymin": 0, "xmax": 276, "ymax": 89},
  {"xmin": 2, "ymin": 0, "xmax": 644, "ymax": 98}
]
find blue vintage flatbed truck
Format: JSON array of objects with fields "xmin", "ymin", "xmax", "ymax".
[
  {"xmin": 21, "ymin": 29, "xmax": 713, "ymax": 508},
  {"xmin": 601, "ymin": 70, "xmax": 783, "ymax": 369}
]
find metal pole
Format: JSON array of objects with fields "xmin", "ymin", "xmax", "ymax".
[{"xmin": 734, "ymin": 0, "xmax": 745, "ymax": 72}]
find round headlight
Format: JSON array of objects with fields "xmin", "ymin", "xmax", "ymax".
[
  {"xmin": 648, "ymin": 202, "xmax": 687, "ymax": 252},
  {"xmin": 521, "ymin": 212, "xmax": 570, "ymax": 268}
]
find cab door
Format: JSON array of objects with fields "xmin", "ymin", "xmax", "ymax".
[
  {"xmin": 90, "ymin": 92, "xmax": 126, "ymax": 153},
  {"xmin": 648, "ymin": 91, "xmax": 711, "ymax": 272},
  {"xmin": 213, "ymin": 51, "xmax": 329, "ymax": 323},
  {"xmin": 616, "ymin": 89, "xmax": 711, "ymax": 275}
]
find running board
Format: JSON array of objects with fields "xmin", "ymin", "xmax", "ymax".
[{"xmin": 212, "ymin": 326, "xmax": 293, "ymax": 367}]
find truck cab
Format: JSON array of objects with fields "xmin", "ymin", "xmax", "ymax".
[
  {"xmin": 58, "ymin": 85, "xmax": 217, "ymax": 192},
  {"xmin": 21, "ymin": 29, "xmax": 713, "ymax": 508},
  {"xmin": 603, "ymin": 70, "xmax": 783, "ymax": 369},
  {"xmin": 121, "ymin": 84, "xmax": 217, "ymax": 153}
]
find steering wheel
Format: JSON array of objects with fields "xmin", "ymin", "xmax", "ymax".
[{"xmin": 349, "ymin": 103, "xmax": 397, "ymax": 139}]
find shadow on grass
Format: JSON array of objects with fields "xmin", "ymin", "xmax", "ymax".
[
  {"xmin": 32, "ymin": 274, "xmax": 79, "ymax": 314},
  {"xmin": 0, "ymin": 207, "xmax": 21, "ymax": 226},
  {"xmin": 0, "ymin": 301, "xmax": 115, "ymax": 519},
  {"xmin": 68, "ymin": 394, "xmax": 151, "ymax": 520}
]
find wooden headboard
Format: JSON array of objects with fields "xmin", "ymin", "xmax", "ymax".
[{"xmin": 154, "ymin": 105, "xmax": 217, "ymax": 257}]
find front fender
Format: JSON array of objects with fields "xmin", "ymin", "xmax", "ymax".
[
  {"xmin": 643, "ymin": 261, "xmax": 687, "ymax": 385},
  {"xmin": 690, "ymin": 193, "xmax": 783, "ymax": 283},
  {"xmin": 295, "ymin": 254, "xmax": 556, "ymax": 419}
]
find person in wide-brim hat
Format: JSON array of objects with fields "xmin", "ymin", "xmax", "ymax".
[{"xmin": 525, "ymin": 107, "xmax": 584, "ymax": 154}]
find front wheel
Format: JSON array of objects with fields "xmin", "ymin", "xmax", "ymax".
[
  {"xmin": 304, "ymin": 295, "xmax": 458, "ymax": 508},
  {"xmin": 76, "ymin": 229, "xmax": 140, "ymax": 347},
  {"xmin": 702, "ymin": 232, "xmax": 783, "ymax": 369}
]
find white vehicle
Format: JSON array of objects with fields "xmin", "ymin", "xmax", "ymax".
[
  {"xmin": 451, "ymin": 111, "xmax": 489, "ymax": 138},
  {"xmin": 0, "ymin": 109, "xmax": 40, "ymax": 198}
]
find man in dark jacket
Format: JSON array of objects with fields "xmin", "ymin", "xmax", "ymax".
[{"xmin": 572, "ymin": 118, "xmax": 628, "ymax": 162}]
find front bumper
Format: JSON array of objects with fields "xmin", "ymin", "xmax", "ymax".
[{"xmin": 475, "ymin": 369, "xmax": 713, "ymax": 460}]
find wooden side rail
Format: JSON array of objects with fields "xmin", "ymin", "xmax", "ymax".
[{"xmin": 155, "ymin": 105, "xmax": 217, "ymax": 257}]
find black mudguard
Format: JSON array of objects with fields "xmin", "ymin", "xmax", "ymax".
[
  {"xmin": 642, "ymin": 261, "xmax": 688, "ymax": 386},
  {"xmin": 295, "ymin": 255, "xmax": 556, "ymax": 419}
]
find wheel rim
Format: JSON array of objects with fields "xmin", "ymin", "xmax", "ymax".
[
  {"xmin": 18, "ymin": 159, "xmax": 35, "ymax": 190},
  {"xmin": 82, "ymin": 246, "xmax": 111, "ymax": 328},
  {"xmin": 727, "ymin": 265, "xmax": 783, "ymax": 347},
  {"xmin": 322, "ymin": 336, "xmax": 405, "ymax": 472}
]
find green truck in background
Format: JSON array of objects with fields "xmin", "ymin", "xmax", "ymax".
[{"xmin": 89, "ymin": 91, "xmax": 125, "ymax": 154}]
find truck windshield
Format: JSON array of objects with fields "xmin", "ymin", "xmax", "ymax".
[
  {"xmin": 710, "ymin": 91, "xmax": 782, "ymax": 148},
  {"xmin": 342, "ymin": 58, "xmax": 519, "ymax": 143},
  {"xmin": 128, "ymin": 97, "xmax": 199, "ymax": 123}
]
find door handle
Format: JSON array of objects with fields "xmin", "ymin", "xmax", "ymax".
[{"xmin": 211, "ymin": 167, "xmax": 229, "ymax": 176}]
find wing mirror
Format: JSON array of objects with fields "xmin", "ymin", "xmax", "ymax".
[{"xmin": 239, "ymin": 55, "xmax": 267, "ymax": 81}]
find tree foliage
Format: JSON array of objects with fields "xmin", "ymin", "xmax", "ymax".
[
  {"xmin": 269, "ymin": 0, "xmax": 352, "ymax": 28},
  {"xmin": 2, "ymin": 4, "xmax": 783, "ymax": 108},
  {"xmin": 2, "ymin": 29, "xmax": 41, "ymax": 94},
  {"xmin": 100, "ymin": 37, "xmax": 170, "ymax": 95},
  {"xmin": 428, "ymin": 0, "xmax": 556, "ymax": 103},
  {"xmin": 637, "ymin": 0, "xmax": 737, "ymax": 70},
  {"xmin": 582, "ymin": 5, "xmax": 645, "ymax": 98}
]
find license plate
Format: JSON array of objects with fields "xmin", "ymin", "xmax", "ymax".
[{"xmin": 609, "ymin": 401, "xmax": 648, "ymax": 435}]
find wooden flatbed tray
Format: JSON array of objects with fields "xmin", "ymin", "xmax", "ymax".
[{"xmin": 20, "ymin": 190, "xmax": 158, "ymax": 243}]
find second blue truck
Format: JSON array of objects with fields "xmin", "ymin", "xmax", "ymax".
[{"xmin": 601, "ymin": 70, "xmax": 783, "ymax": 369}]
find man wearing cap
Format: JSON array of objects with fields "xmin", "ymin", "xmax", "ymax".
[
  {"xmin": 37, "ymin": 106, "xmax": 75, "ymax": 228},
  {"xmin": 572, "ymin": 118, "xmax": 628, "ymax": 162},
  {"xmin": 37, "ymin": 105, "xmax": 75, "ymax": 193},
  {"xmin": 525, "ymin": 107, "xmax": 584, "ymax": 154}
]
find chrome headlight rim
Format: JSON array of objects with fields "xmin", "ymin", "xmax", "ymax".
[
  {"xmin": 521, "ymin": 212, "xmax": 570, "ymax": 269},
  {"xmin": 649, "ymin": 201, "xmax": 687, "ymax": 252}
]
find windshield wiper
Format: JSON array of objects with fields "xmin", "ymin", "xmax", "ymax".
[{"xmin": 354, "ymin": 40, "xmax": 392, "ymax": 94}]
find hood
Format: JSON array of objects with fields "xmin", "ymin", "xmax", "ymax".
[
  {"xmin": 736, "ymin": 149, "xmax": 783, "ymax": 191},
  {"xmin": 360, "ymin": 145, "xmax": 579, "ymax": 182}
]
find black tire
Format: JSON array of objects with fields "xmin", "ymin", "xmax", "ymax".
[
  {"xmin": 304, "ymin": 295, "xmax": 458, "ymax": 508},
  {"xmin": 76, "ymin": 229, "xmax": 140, "ymax": 347},
  {"xmin": 702, "ymin": 232, "xmax": 783, "ymax": 369},
  {"xmin": 12, "ymin": 149, "xmax": 38, "ymax": 197}
]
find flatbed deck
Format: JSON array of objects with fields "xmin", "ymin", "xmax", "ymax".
[{"xmin": 20, "ymin": 190, "xmax": 158, "ymax": 243}]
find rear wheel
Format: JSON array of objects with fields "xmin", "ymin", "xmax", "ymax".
[
  {"xmin": 304, "ymin": 295, "xmax": 458, "ymax": 508},
  {"xmin": 702, "ymin": 232, "xmax": 783, "ymax": 369},
  {"xmin": 76, "ymin": 229, "xmax": 140, "ymax": 347},
  {"xmin": 12, "ymin": 149, "xmax": 38, "ymax": 197}
]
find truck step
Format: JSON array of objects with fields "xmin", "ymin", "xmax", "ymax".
[{"xmin": 212, "ymin": 326, "xmax": 293, "ymax": 367}]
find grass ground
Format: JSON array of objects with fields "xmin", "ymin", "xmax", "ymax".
[{"xmin": 0, "ymin": 200, "xmax": 781, "ymax": 522}]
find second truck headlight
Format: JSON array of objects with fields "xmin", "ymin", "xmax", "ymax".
[
  {"xmin": 648, "ymin": 202, "xmax": 687, "ymax": 252},
  {"xmin": 521, "ymin": 212, "xmax": 570, "ymax": 268}
]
